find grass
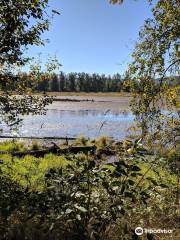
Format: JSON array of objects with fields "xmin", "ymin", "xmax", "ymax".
[
  {"xmin": 0, "ymin": 140, "xmax": 42, "ymax": 152},
  {"xmin": 31, "ymin": 140, "xmax": 41, "ymax": 151},
  {"xmin": 74, "ymin": 136, "xmax": 89, "ymax": 146},
  {"xmin": 137, "ymin": 161, "xmax": 177, "ymax": 186},
  {"xmin": 0, "ymin": 140, "xmax": 27, "ymax": 152},
  {"xmin": 101, "ymin": 160, "xmax": 177, "ymax": 188},
  {"xmin": 0, "ymin": 153, "xmax": 71, "ymax": 190},
  {"xmin": 0, "ymin": 139, "xmax": 177, "ymax": 190}
]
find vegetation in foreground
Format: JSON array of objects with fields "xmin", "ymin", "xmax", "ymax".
[{"xmin": 0, "ymin": 138, "xmax": 179, "ymax": 240}]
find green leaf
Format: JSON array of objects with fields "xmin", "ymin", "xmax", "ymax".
[
  {"xmin": 76, "ymin": 214, "xmax": 81, "ymax": 220},
  {"xmin": 75, "ymin": 205, "xmax": 87, "ymax": 213},
  {"xmin": 131, "ymin": 165, "xmax": 141, "ymax": 172},
  {"xmin": 128, "ymin": 179, "xmax": 135, "ymax": 186},
  {"xmin": 159, "ymin": 183, "xmax": 168, "ymax": 188},
  {"xmin": 124, "ymin": 191, "xmax": 133, "ymax": 198},
  {"xmin": 147, "ymin": 233, "xmax": 154, "ymax": 240},
  {"xmin": 65, "ymin": 209, "xmax": 73, "ymax": 214}
]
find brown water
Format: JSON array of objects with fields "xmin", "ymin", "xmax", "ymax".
[{"xmin": 3, "ymin": 96, "xmax": 135, "ymax": 140}]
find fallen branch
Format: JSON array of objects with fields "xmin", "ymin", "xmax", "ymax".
[
  {"xmin": 53, "ymin": 98, "xmax": 94, "ymax": 102},
  {"xmin": 0, "ymin": 136, "xmax": 76, "ymax": 140},
  {"xmin": 0, "ymin": 145, "xmax": 97, "ymax": 158},
  {"xmin": 52, "ymin": 98, "xmax": 111, "ymax": 103}
]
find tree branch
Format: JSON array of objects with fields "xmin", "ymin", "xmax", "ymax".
[{"xmin": 158, "ymin": 58, "xmax": 180, "ymax": 92}]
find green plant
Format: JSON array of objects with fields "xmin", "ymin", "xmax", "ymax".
[
  {"xmin": 31, "ymin": 140, "xmax": 41, "ymax": 151},
  {"xmin": 126, "ymin": 0, "xmax": 180, "ymax": 148},
  {"xmin": 0, "ymin": 142, "xmax": 178, "ymax": 239},
  {"xmin": 75, "ymin": 136, "xmax": 89, "ymax": 146},
  {"xmin": 23, "ymin": 156, "xmax": 156, "ymax": 239},
  {"xmin": 0, "ymin": 153, "xmax": 71, "ymax": 190},
  {"xmin": 0, "ymin": 140, "xmax": 26, "ymax": 152},
  {"xmin": 96, "ymin": 136, "xmax": 111, "ymax": 148}
]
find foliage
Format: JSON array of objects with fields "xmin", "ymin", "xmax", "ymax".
[
  {"xmin": 110, "ymin": 0, "xmax": 124, "ymax": 4},
  {"xmin": 0, "ymin": 56, "xmax": 61, "ymax": 130},
  {"xmin": 0, "ymin": 153, "xmax": 70, "ymax": 190},
  {"xmin": 0, "ymin": 154, "xmax": 155, "ymax": 239},
  {"xmin": 0, "ymin": 0, "xmax": 179, "ymax": 238},
  {"xmin": 125, "ymin": 0, "xmax": 180, "ymax": 146},
  {"xmin": 0, "ymin": 140, "xmax": 27, "ymax": 152},
  {"xmin": 111, "ymin": 0, "xmax": 179, "ymax": 153},
  {"xmin": 0, "ymin": 139, "xmax": 178, "ymax": 239},
  {"xmin": 0, "ymin": 0, "xmax": 50, "ymax": 65},
  {"xmin": 75, "ymin": 136, "xmax": 89, "ymax": 146},
  {"xmin": 0, "ymin": 0, "xmax": 60, "ymax": 130}
]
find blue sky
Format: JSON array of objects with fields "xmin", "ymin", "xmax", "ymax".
[{"xmin": 27, "ymin": 0, "xmax": 152, "ymax": 75}]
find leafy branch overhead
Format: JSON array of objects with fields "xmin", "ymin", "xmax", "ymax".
[
  {"xmin": 128, "ymin": 0, "xmax": 179, "ymax": 145},
  {"xmin": 0, "ymin": 0, "xmax": 49, "ymax": 65},
  {"xmin": 0, "ymin": 0, "xmax": 60, "ymax": 128},
  {"xmin": 110, "ymin": 0, "xmax": 124, "ymax": 4},
  {"xmin": 109, "ymin": 0, "xmax": 180, "ymax": 151}
]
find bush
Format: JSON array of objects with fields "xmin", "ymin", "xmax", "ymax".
[{"xmin": 0, "ymin": 155, "xmax": 158, "ymax": 240}]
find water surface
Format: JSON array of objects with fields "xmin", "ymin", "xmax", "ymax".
[{"xmin": 3, "ymin": 96, "xmax": 135, "ymax": 140}]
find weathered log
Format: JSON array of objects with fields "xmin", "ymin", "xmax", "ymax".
[
  {"xmin": 97, "ymin": 147, "xmax": 116, "ymax": 156},
  {"xmin": 0, "ymin": 136, "xmax": 76, "ymax": 140},
  {"xmin": 53, "ymin": 98, "xmax": 94, "ymax": 102},
  {"xmin": 0, "ymin": 147, "xmax": 58, "ymax": 158},
  {"xmin": 0, "ymin": 145, "xmax": 96, "ymax": 158},
  {"xmin": 65, "ymin": 145, "xmax": 96, "ymax": 154}
]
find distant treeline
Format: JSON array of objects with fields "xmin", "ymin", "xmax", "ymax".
[
  {"xmin": 19, "ymin": 72, "xmax": 179, "ymax": 93},
  {"xmin": 35, "ymin": 72, "xmax": 129, "ymax": 92}
]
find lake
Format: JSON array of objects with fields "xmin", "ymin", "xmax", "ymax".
[{"xmin": 3, "ymin": 95, "xmax": 135, "ymax": 140}]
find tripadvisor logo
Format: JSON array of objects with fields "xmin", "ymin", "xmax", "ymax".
[
  {"xmin": 135, "ymin": 227, "xmax": 143, "ymax": 236},
  {"xmin": 135, "ymin": 227, "xmax": 173, "ymax": 235}
]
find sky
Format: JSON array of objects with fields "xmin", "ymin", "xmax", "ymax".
[{"xmin": 27, "ymin": 0, "xmax": 152, "ymax": 75}]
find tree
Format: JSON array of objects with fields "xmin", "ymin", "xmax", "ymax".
[
  {"xmin": 36, "ymin": 75, "xmax": 50, "ymax": 92},
  {"xmin": 0, "ymin": 0, "xmax": 60, "ymax": 129},
  {"xmin": 110, "ymin": 0, "xmax": 179, "ymax": 150},
  {"xmin": 68, "ymin": 73, "xmax": 76, "ymax": 92},
  {"xmin": 125, "ymin": 0, "xmax": 180, "ymax": 147},
  {"xmin": 51, "ymin": 73, "xmax": 60, "ymax": 92},
  {"xmin": 0, "ymin": 0, "xmax": 50, "ymax": 65},
  {"xmin": 59, "ymin": 72, "xmax": 66, "ymax": 92},
  {"xmin": 110, "ymin": 0, "xmax": 124, "ymax": 4}
]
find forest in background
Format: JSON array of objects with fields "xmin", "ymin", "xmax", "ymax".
[
  {"xmin": 21, "ymin": 72, "xmax": 180, "ymax": 93},
  {"xmin": 25, "ymin": 72, "xmax": 127, "ymax": 92}
]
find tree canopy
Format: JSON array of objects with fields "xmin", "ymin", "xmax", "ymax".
[
  {"xmin": 117, "ymin": 0, "xmax": 179, "ymax": 148},
  {"xmin": 110, "ymin": 0, "xmax": 124, "ymax": 4},
  {"xmin": 0, "ymin": 0, "xmax": 50, "ymax": 66},
  {"xmin": 0, "ymin": 0, "xmax": 60, "ymax": 129}
]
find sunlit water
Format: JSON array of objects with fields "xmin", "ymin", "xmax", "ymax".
[
  {"xmin": 1, "ymin": 96, "xmax": 136, "ymax": 140},
  {"xmin": 1, "ymin": 96, "xmax": 177, "ymax": 141},
  {"xmin": 19, "ymin": 109, "xmax": 134, "ymax": 140}
]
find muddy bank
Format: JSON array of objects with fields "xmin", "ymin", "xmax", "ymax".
[{"xmin": 49, "ymin": 95, "xmax": 131, "ymax": 112}]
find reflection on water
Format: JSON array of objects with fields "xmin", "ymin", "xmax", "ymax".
[
  {"xmin": 1, "ymin": 108, "xmax": 178, "ymax": 140},
  {"xmin": 1, "ymin": 95, "xmax": 177, "ymax": 140},
  {"xmin": 10, "ymin": 109, "xmax": 134, "ymax": 140}
]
